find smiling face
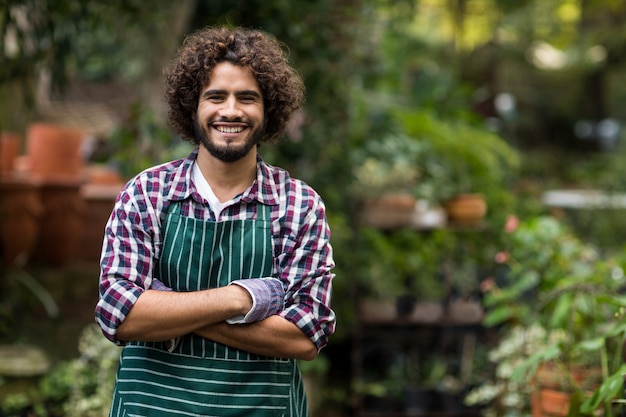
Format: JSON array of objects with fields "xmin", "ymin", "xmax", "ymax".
[{"xmin": 194, "ymin": 62, "xmax": 265, "ymax": 163}]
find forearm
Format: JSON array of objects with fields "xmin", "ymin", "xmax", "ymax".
[
  {"xmin": 116, "ymin": 285, "xmax": 251, "ymax": 342},
  {"xmin": 195, "ymin": 315, "xmax": 317, "ymax": 361}
]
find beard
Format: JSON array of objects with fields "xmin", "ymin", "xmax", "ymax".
[{"xmin": 193, "ymin": 118, "xmax": 264, "ymax": 163}]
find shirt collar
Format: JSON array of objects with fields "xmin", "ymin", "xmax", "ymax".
[
  {"xmin": 242, "ymin": 154, "xmax": 281, "ymax": 206},
  {"xmin": 170, "ymin": 148, "xmax": 280, "ymax": 206},
  {"xmin": 165, "ymin": 149, "xmax": 197, "ymax": 203}
]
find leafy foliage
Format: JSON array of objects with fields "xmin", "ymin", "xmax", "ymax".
[
  {"xmin": 1, "ymin": 0, "xmax": 175, "ymax": 87},
  {"xmin": 1, "ymin": 324, "xmax": 120, "ymax": 417},
  {"xmin": 106, "ymin": 103, "xmax": 189, "ymax": 179},
  {"xmin": 349, "ymin": 133, "xmax": 426, "ymax": 199},
  {"xmin": 478, "ymin": 215, "xmax": 626, "ymax": 415},
  {"xmin": 396, "ymin": 110, "xmax": 520, "ymax": 201},
  {"xmin": 356, "ymin": 228, "xmax": 453, "ymax": 300},
  {"xmin": 6, "ymin": 1, "xmax": 626, "ymax": 416}
]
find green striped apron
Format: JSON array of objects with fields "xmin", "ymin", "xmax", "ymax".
[{"xmin": 109, "ymin": 201, "xmax": 308, "ymax": 417}]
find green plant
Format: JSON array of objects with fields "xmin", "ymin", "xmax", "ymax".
[
  {"xmin": 349, "ymin": 132, "xmax": 428, "ymax": 200},
  {"xmin": 465, "ymin": 324, "xmax": 563, "ymax": 416},
  {"xmin": 106, "ymin": 103, "xmax": 190, "ymax": 180},
  {"xmin": 0, "ymin": 324, "xmax": 122, "ymax": 417},
  {"xmin": 353, "ymin": 342, "xmax": 407, "ymax": 411},
  {"xmin": 477, "ymin": 215, "xmax": 626, "ymax": 416},
  {"xmin": 57, "ymin": 324, "xmax": 121, "ymax": 417},
  {"xmin": 357, "ymin": 228, "xmax": 455, "ymax": 301},
  {"xmin": 394, "ymin": 110, "xmax": 520, "ymax": 207}
]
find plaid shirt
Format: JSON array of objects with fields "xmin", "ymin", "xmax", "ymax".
[{"xmin": 95, "ymin": 149, "xmax": 336, "ymax": 351}]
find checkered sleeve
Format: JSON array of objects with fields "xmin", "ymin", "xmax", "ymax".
[
  {"xmin": 277, "ymin": 185, "xmax": 336, "ymax": 352},
  {"xmin": 95, "ymin": 179, "xmax": 160, "ymax": 345}
]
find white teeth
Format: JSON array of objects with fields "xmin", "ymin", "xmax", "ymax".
[{"xmin": 216, "ymin": 126, "xmax": 244, "ymax": 133}]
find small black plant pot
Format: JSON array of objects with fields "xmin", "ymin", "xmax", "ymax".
[
  {"xmin": 404, "ymin": 387, "xmax": 440, "ymax": 413},
  {"xmin": 363, "ymin": 393, "xmax": 402, "ymax": 412},
  {"xmin": 396, "ymin": 295, "xmax": 416, "ymax": 317}
]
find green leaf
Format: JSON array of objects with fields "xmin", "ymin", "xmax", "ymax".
[
  {"xmin": 574, "ymin": 337, "xmax": 604, "ymax": 353},
  {"xmin": 568, "ymin": 390, "xmax": 585, "ymax": 417},
  {"xmin": 597, "ymin": 293, "xmax": 626, "ymax": 308},
  {"xmin": 605, "ymin": 320, "xmax": 626, "ymax": 338},
  {"xmin": 580, "ymin": 367, "xmax": 626, "ymax": 413},
  {"xmin": 483, "ymin": 269, "xmax": 539, "ymax": 308},
  {"xmin": 511, "ymin": 346, "xmax": 561, "ymax": 383},
  {"xmin": 550, "ymin": 293, "xmax": 573, "ymax": 328},
  {"xmin": 483, "ymin": 305, "xmax": 526, "ymax": 327}
]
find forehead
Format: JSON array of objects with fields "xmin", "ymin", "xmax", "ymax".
[{"xmin": 204, "ymin": 62, "xmax": 261, "ymax": 92}]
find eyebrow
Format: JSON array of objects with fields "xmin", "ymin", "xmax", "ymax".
[{"xmin": 202, "ymin": 89, "xmax": 262, "ymax": 98}]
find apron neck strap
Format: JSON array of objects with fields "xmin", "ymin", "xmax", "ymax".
[{"xmin": 257, "ymin": 203, "xmax": 270, "ymax": 222}]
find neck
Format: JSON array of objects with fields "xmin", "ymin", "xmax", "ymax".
[{"xmin": 195, "ymin": 146, "xmax": 258, "ymax": 203}]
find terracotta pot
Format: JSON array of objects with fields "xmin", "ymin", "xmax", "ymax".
[
  {"xmin": 26, "ymin": 123, "xmax": 85, "ymax": 180},
  {"xmin": 360, "ymin": 193, "xmax": 416, "ymax": 229},
  {"xmin": 86, "ymin": 164, "xmax": 124, "ymax": 185},
  {"xmin": 533, "ymin": 362, "xmax": 601, "ymax": 391},
  {"xmin": 0, "ymin": 178, "xmax": 42, "ymax": 266},
  {"xmin": 0, "ymin": 132, "xmax": 20, "ymax": 174},
  {"xmin": 34, "ymin": 180, "xmax": 84, "ymax": 265},
  {"xmin": 531, "ymin": 388, "xmax": 570, "ymax": 417},
  {"xmin": 445, "ymin": 193, "xmax": 487, "ymax": 225},
  {"xmin": 531, "ymin": 363, "xmax": 603, "ymax": 417},
  {"xmin": 408, "ymin": 301, "xmax": 444, "ymax": 324},
  {"xmin": 533, "ymin": 363, "xmax": 568, "ymax": 390},
  {"xmin": 448, "ymin": 298, "xmax": 484, "ymax": 324},
  {"xmin": 78, "ymin": 183, "xmax": 123, "ymax": 262},
  {"xmin": 359, "ymin": 299, "xmax": 397, "ymax": 323}
]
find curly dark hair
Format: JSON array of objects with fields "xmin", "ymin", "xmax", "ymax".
[{"xmin": 164, "ymin": 26, "xmax": 305, "ymax": 144}]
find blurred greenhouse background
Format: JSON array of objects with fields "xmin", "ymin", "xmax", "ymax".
[{"xmin": 3, "ymin": 1, "xmax": 626, "ymax": 416}]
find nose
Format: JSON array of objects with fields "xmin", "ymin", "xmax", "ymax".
[{"xmin": 218, "ymin": 95, "xmax": 243, "ymax": 120}]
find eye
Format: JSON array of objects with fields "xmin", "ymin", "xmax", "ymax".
[
  {"xmin": 239, "ymin": 95, "xmax": 258, "ymax": 103},
  {"xmin": 202, "ymin": 89, "xmax": 227, "ymax": 102},
  {"xmin": 207, "ymin": 94, "xmax": 225, "ymax": 102}
]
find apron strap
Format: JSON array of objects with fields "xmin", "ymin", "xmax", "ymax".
[{"xmin": 258, "ymin": 202, "xmax": 271, "ymax": 222}]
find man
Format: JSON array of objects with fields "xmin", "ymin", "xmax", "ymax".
[{"xmin": 95, "ymin": 26, "xmax": 336, "ymax": 417}]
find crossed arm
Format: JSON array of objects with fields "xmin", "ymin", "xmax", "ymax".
[{"xmin": 115, "ymin": 286, "xmax": 317, "ymax": 360}]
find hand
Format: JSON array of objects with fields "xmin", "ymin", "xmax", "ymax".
[{"xmin": 226, "ymin": 278, "xmax": 285, "ymax": 324}]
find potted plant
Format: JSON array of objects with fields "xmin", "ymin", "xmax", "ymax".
[
  {"xmin": 354, "ymin": 341, "xmax": 406, "ymax": 413},
  {"xmin": 356, "ymin": 228, "xmax": 452, "ymax": 323},
  {"xmin": 465, "ymin": 323, "xmax": 552, "ymax": 416},
  {"xmin": 473, "ymin": 215, "xmax": 626, "ymax": 416},
  {"xmin": 349, "ymin": 132, "xmax": 446, "ymax": 230},
  {"xmin": 393, "ymin": 110, "xmax": 520, "ymax": 226},
  {"xmin": 403, "ymin": 353, "xmax": 448, "ymax": 413}
]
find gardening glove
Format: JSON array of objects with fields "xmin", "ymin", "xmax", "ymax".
[{"xmin": 226, "ymin": 277, "xmax": 285, "ymax": 324}]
